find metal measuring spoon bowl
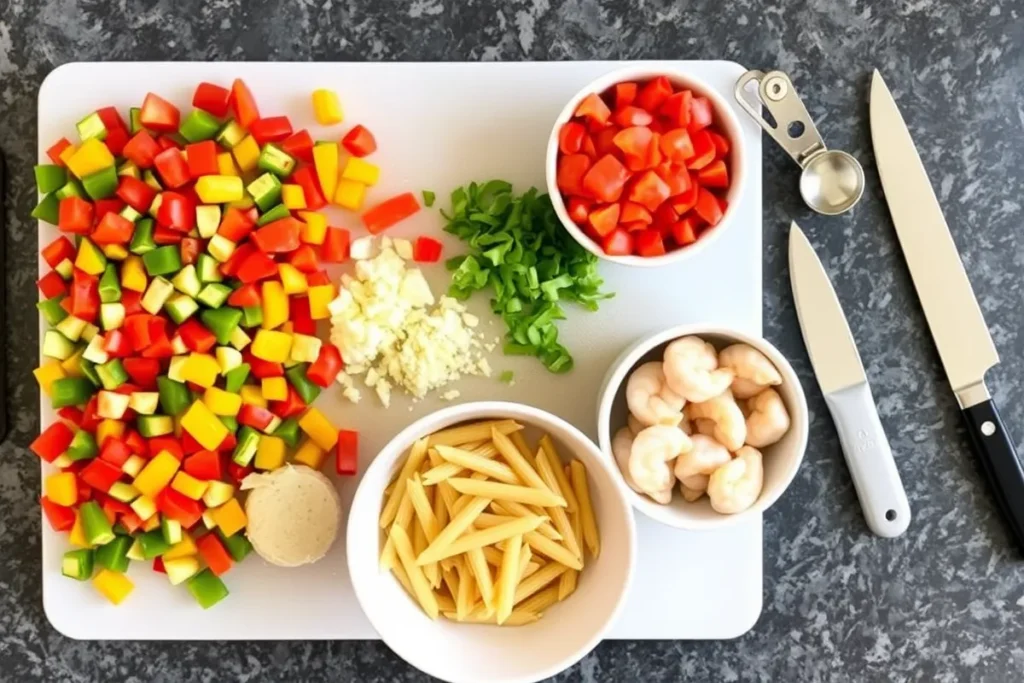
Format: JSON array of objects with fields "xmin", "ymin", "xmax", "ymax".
[{"xmin": 735, "ymin": 70, "xmax": 865, "ymax": 215}]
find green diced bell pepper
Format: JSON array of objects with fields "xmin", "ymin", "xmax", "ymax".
[
  {"xmin": 51, "ymin": 377, "xmax": 96, "ymax": 408},
  {"xmin": 61, "ymin": 548, "xmax": 95, "ymax": 581},
  {"xmin": 285, "ymin": 364, "xmax": 321, "ymax": 405},
  {"xmin": 142, "ymin": 245, "xmax": 183, "ymax": 277},
  {"xmin": 157, "ymin": 376, "xmax": 192, "ymax": 416},
  {"xmin": 80, "ymin": 500, "xmax": 116, "ymax": 546},
  {"xmin": 186, "ymin": 568, "xmax": 230, "ymax": 609},
  {"xmin": 179, "ymin": 109, "xmax": 221, "ymax": 143},
  {"xmin": 95, "ymin": 535, "xmax": 132, "ymax": 573},
  {"xmin": 35, "ymin": 164, "xmax": 68, "ymax": 194},
  {"xmin": 82, "ymin": 166, "xmax": 119, "ymax": 200}
]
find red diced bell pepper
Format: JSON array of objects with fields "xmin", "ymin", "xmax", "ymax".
[
  {"xmin": 58, "ymin": 196, "xmax": 94, "ymax": 234},
  {"xmin": 556, "ymin": 154, "xmax": 592, "ymax": 197},
  {"xmin": 71, "ymin": 270, "xmax": 99, "ymax": 323},
  {"xmin": 236, "ymin": 250, "xmax": 279, "ymax": 283},
  {"xmin": 183, "ymin": 450, "xmax": 223, "ymax": 481},
  {"xmin": 148, "ymin": 435, "xmax": 185, "ymax": 461},
  {"xmin": 122, "ymin": 356, "xmax": 161, "ymax": 389},
  {"xmin": 289, "ymin": 296, "xmax": 315, "ymax": 336},
  {"xmin": 611, "ymin": 106, "xmax": 653, "ymax": 128},
  {"xmin": 635, "ymin": 76, "xmax": 674, "ymax": 113},
  {"xmin": 153, "ymin": 148, "xmax": 191, "ymax": 189},
  {"xmin": 196, "ymin": 533, "xmax": 234, "ymax": 576},
  {"xmin": 582, "ymin": 154, "xmax": 629, "ymax": 203},
  {"xmin": 249, "ymin": 116, "xmax": 293, "ymax": 145},
  {"xmin": 319, "ymin": 227, "xmax": 350, "ymax": 263},
  {"xmin": 40, "ymin": 496, "xmax": 77, "ymax": 532},
  {"xmin": 177, "ymin": 318, "xmax": 217, "ymax": 353},
  {"xmin": 601, "ymin": 228, "xmax": 634, "ymax": 256},
  {"xmin": 287, "ymin": 244, "xmax": 320, "ymax": 274},
  {"xmin": 104, "ymin": 127, "xmax": 130, "ymax": 157},
  {"xmin": 230, "ymin": 79, "xmax": 261, "ymax": 130},
  {"xmin": 574, "ymin": 93, "xmax": 611, "ymax": 126},
  {"xmin": 697, "ymin": 159, "xmax": 729, "ymax": 189},
  {"xmin": 269, "ymin": 385, "xmax": 307, "ymax": 419},
  {"xmin": 634, "ymin": 228, "xmax": 667, "ymax": 257},
  {"xmin": 688, "ymin": 96, "xmax": 714, "ymax": 132},
  {"xmin": 156, "ymin": 488, "xmax": 204, "ymax": 528},
  {"xmin": 306, "ymin": 344, "xmax": 343, "ymax": 388},
  {"xmin": 30, "ymin": 422, "xmax": 76, "ymax": 463},
  {"xmin": 341, "ymin": 125, "xmax": 377, "ymax": 157},
  {"xmin": 156, "ymin": 191, "xmax": 196, "ymax": 232},
  {"xmin": 238, "ymin": 404, "xmax": 275, "ymax": 431},
  {"xmin": 91, "ymin": 212, "xmax": 135, "ymax": 245},
  {"xmin": 686, "ymin": 130, "xmax": 716, "ymax": 171},
  {"xmin": 558, "ymin": 122, "xmax": 586, "ymax": 155},
  {"xmin": 103, "ymin": 329, "xmax": 133, "ymax": 358},
  {"xmin": 613, "ymin": 82, "xmax": 638, "ymax": 109},
  {"xmin": 412, "ymin": 236, "xmax": 443, "ymax": 263},
  {"xmin": 217, "ymin": 207, "xmax": 257, "ymax": 242},
  {"xmin": 123, "ymin": 130, "xmax": 161, "ymax": 169},
  {"xmin": 290, "ymin": 166, "xmax": 326, "ymax": 210},
  {"xmin": 186, "ymin": 140, "xmax": 219, "ymax": 178},
  {"xmin": 362, "ymin": 193, "xmax": 421, "ymax": 235},
  {"xmin": 47, "ymin": 138, "xmax": 73, "ymax": 166},
  {"xmin": 116, "ymin": 176, "xmax": 157, "ymax": 213},
  {"xmin": 251, "ymin": 218, "xmax": 303, "ymax": 253},
  {"xmin": 140, "ymin": 93, "xmax": 180, "ymax": 133},
  {"xmin": 99, "ymin": 437, "xmax": 132, "ymax": 467},
  {"xmin": 693, "ymin": 187, "xmax": 725, "ymax": 226},
  {"xmin": 79, "ymin": 458, "xmax": 123, "ymax": 493},
  {"xmin": 337, "ymin": 430, "xmax": 358, "ymax": 476},
  {"xmin": 628, "ymin": 170, "xmax": 672, "ymax": 213},
  {"xmin": 41, "ymin": 236, "xmax": 76, "ymax": 269},
  {"xmin": 588, "ymin": 203, "xmax": 620, "ymax": 237},
  {"xmin": 281, "ymin": 130, "xmax": 315, "ymax": 164},
  {"xmin": 192, "ymin": 82, "xmax": 232, "ymax": 118},
  {"xmin": 219, "ymin": 242, "xmax": 256, "ymax": 279},
  {"xmin": 37, "ymin": 271, "xmax": 67, "ymax": 298}
]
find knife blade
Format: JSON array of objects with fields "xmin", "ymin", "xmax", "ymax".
[
  {"xmin": 870, "ymin": 70, "xmax": 1024, "ymax": 547},
  {"xmin": 789, "ymin": 222, "xmax": 910, "ymax": 537}
]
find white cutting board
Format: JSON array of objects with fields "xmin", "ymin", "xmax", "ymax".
[{"xmin": 38, "ymin": 61, "xmax": 762, "ymax": 641}]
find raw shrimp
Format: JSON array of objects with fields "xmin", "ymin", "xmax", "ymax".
[
  {"xmin": 719, "ymin": 344, "xmax": 783, "ymax": 399},
  {"xmin": 629, "ymin": 425, "xmax": 690, "ymax": 503},
  {"xmin": 744, "ymin": 388, "xmax": 791, "ymax": 448},
  {"xmin": 627, "ymin": 413, "xmax": 645, "ymax": 436},
  {"xmin": 611, "ymin": 427, "xmax": 645, "ymax": 496},
  {"xmin": 625, "ymin": 361, "xmax": 686, "ymax": 427},
  {"xmin": 686, "ymin": 392, "xmax": 746, "ymax": 452},
  {"xmin": 663, "ymin": 336, "xmax": 735, "ymax": 403},
  {"xmin": 707, "ymin": 446, "xmax": 764, "ymax": 514},
  {"xmin": 674, "ymin": 434, "xmax": 732, "ymax": 481}
]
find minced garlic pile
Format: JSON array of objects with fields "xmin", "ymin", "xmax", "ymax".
[{"xmin": 328, "ymin": 237, "xmax": 492, "ymax": 407}]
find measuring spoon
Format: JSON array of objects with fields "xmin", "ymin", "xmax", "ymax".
[{"xmin": 735, "ymin": 70, "xmax": 864, "ymax": 215}]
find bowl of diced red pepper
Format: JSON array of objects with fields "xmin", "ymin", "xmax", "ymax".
[{"xmin": 547, "ymin": 67, "xmax": 746, "ymax": 266}]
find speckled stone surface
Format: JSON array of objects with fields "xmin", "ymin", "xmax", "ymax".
[{"xmin": 3, "ymin": 0, "xmax": 1024, "ymax": 680}]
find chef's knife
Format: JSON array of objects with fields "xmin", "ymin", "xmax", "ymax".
[
  {"xmin": 789, "ymin": 222, "xmax": 911, "ymax": 537},
  {"xmin": 870, "ymin": 70, "xmax": 1024, "ymax": 547}
]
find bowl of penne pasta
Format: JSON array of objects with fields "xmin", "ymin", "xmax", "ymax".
[{"xmin": 347, "ymin": 401, "xmax": 637, "ymax": 683}]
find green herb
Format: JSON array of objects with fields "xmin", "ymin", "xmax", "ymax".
[
  {"xmin": 499, "ymin": 370, "xmax": 515, "ymax": 384},
  {"xmin": 442, "ymin": 181, "xmax": 611, "ymax": 373},
  {"xmin": 422, "ymin": 190, "xmax": 436, "ymax": 207}
]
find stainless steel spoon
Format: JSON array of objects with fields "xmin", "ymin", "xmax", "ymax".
[{"xmin": 735, "ymin": 70, "xmax": 864, "ymax": 215}]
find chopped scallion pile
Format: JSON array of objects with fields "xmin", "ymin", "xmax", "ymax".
[{"xmin": 442, "ymin": 181, "xmax": 612, "ymax": 373}]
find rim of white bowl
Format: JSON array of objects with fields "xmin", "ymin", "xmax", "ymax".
[
  {"xmin": 347, "ymin": 400, "xmax": 638, "ymax": 683},
  {"xmin": 596, "ymin": 324, "xmax": 809, "ymax": 530},
  {"xmin": 545, "ymin": 65, "xmax": 748, "ymax": 268}
]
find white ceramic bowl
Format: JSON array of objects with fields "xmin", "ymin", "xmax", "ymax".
[
  {"xmin": 596, "ymin": 324, "xmax": 808, "ymax": 529},
  {"xmin": 348, "ymin": 401, "xmax": 636, "ymax": 683},
  {"xmin": 545, "ymin": 65, "xmax": 748, "ymax": 268}
]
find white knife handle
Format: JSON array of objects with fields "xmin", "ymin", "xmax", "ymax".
[{"xmin": 823, "ymin": 382, "xmax": 911, "ymax": 537}]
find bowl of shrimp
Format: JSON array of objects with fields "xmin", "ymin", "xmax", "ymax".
[{"xmin": 596, "ymin": 324, "xmax": 809, "ymax": 529}]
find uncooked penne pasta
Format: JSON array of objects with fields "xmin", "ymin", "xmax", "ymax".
[
  {"xmin": 491, "ymin": 501, "xmax": 562, "ymax": 541},
  {"xmin": 482, "ymin": 544, "xmax": 504, "ymax": 568},
  {"xmin": 408, "ymin": 475, "xmax": 442, "ymax": 587},
  {"xmin": 418, "ymin": 516, "xmax": 543, "ymax": 564},
  {"xmin": 443, "ymin": 609, "xmax": 540, "ymax": 626},
  {"xmin": 435, "ymin": 592, "xmax": 457, "ymax": 613},
  {"xmin": 516, "ymin": 545, "xmax": 533, "ymax": 582},
  {"xmin": 391, "ymin": 561, "xmax": 415, "ymax": 598},
  {"xmin": 380, "ymin": 438, "xmax": 428, "ymax": 528},
  {"xmin": 534, "ymin": 448, "xmax": 582, "ymax": 561},
  {"xmin": 508, "ymin": 430, "xmax": 537, "ymax": 469},
  {"xmin": 435, "ymin": 445, "xmax": 520, "ymax": 484},
  {"xmin": 418, "ymin": 496, "xmax": 491, "ymax": 563},
  {"xmin": 540, "ymin": 435, "xmax": 578, "ymax": 513},
  {"xmin": 492, "ymin": 427, "xmax": 551, "ymax": 493},
  {"xmin": 570, "ymin": 460, "xmax": 600, "ymax": 559},
  {"xmin": 558, "ymin": 564, "xmax": 578, "ymax": 601},
  {"xmin": 474, "ymin": 513, "xmax": 522, "ymax": 528},
  {"xmin": 524, "ymin": 531, "xmax": 583, "ymax": 570},
  {"xmin": 448, "ymin": 477, "xmax": 565, "ymax": 508},
  {"xmin": 466, "ymin": 545, "xmax": 496, "ymax": 612},
  {"xmin": 455, "ymin": 559, "xmax": 473, "ymax": 621},
  {"xmin": 379, "ymin": 491, "xmax": 414, "ymax": 571},
  {"xmin": 494, "ymin": 534, "xmax": 523, "ymax": 624},
  {"xmin": 426, "ymin": 419, "xmax": 522, "ymax": 447},
  {"xmin": 517, "ymin": 585, "xmax": 560, "ymax": 616},
  {"xmin": 513, "ymin": 561, "xmax": 568, "ymax": 605},
  {"xmin": 390, "ymin": 525, "xmax": 439, "ymax": 619}
]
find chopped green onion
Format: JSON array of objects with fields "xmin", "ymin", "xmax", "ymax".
[{"xmin": 422, "ymin": 190, "xmax": 436, "ymax": 207}]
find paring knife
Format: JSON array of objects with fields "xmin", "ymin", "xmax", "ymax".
[
  {"xmin": 870, "ymin": 70, "xmax": 1024, "ymax": 546},
  {"xmin": 789, "ymin": 222, "xmax": 911, "ymax": 537}
]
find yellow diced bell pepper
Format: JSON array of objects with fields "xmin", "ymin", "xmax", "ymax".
[
  {"xmin": 281, "ymin": 184, "xmax": 306, "ymax": 210},
  {"xmin": 203, "ymin": 386, "xmax": 242, "ymax": 416},
  {"xmin": 233, "ymin": 135, "xmax": 261, "ymax": 173},
  {"xmin": 34, "ymin": 360, "xmax": 67, "ymax": 395},
  {"xmin": 290, "ymin": 334, "xmax": 322, "ymax": 363},
  {"xmin": 93, "ymin": 569, "xmax": 134, "ymax": 605},
  {"xmin": 180, "ymin": 400, "xmax": 229, "ymax": 450},
  {"xmin": 59, "ymin": 143, "xmax": 79, "ymax": 167},
  {"xmin": 162, "ymin": 531, "xmax": 198, "ymax": 561},
  {"xmin": 217, "ymin": 152, "xmax": 239, "ymax": 177},
  {"xmin": 313, "ymin": 143, "xmax": 339, "ymax": 209},
  {"xmin": 292, "ymin": 438, "xmax": 327, "ymax": 470},
  {"xmin": 66, "ymin": 138, "xmax": 114, "ymax": 179},
  {"xmin": 122, "ymin": 454, "xmax": 146, "ymax": 478},
  {"xmin": 261, "ymin": 280, "xmax": 289, "ymax": 330},
  {"xmin": 121, "ymin": 255, "xmax": 148, "ymax": 293},
  {"xmin": 130, "ymin": 494, "xmax": 157, "ymax": 521},
  {"xmin": 239, "ymin": 384, "xmax": 268, "ymax": 408},
  {"xmin": 75, "ymin": 239, "xmax": 107, "ymax": 276},
  {"xmin": 261, "ymin": 377, "xmax": 288, "ymax": 401},
  {"xmin": 334, "ymin": 178, "xmax": 366, "ymax": 210},
  {"xmin": 311, "ymin": 88, "xmax": 344, "ymax": 125},
  {"xmin": 195, "ymin": 175, "xmax": 245, "ymax": 204},
  {"xmin": 180, "ymin": 353, "xmax": 221, "ymax": 388},
  {"xmin": 278, "ymin": 263, "xmax": 308, "ymax": 295},
  {"xmin": 251, "ymin": 329, "xmax": 293, "ymax": 363},
  {"xmin": 255, "ymin": 435, "xmax": 287, "ymax": 471},
  {"xmin": 102, "ymin": 244, "xmax": 129, "ymax": 261},
  {"xmin": 171, "ymin": 472, "xmax": 209, "ymax": 501},
  {"xmin": 211, "ymin": 498, "xmax": 247, "ymax": 537},
  {"xmin": 298, "ymin": 407, "xmax": 336, "ymax": 451},
  {"xmin": 133, "ymin": 451, "xmax": 181, "ymax": 497},
  {"xmin": 95, "ymin": 419, "xmax": 125, "ymax": 446},
  {"xmin": 68, "ymin": 511, "xmax": 90, "ymax": 548},
  {"xmin": 202, "ymin": 480, "xmax": 235, "ymax": 508},
  {"xmin": 298, "ymin": 211, "xmax": 327, "ymax": 244},
  {"xmin": 141, "ymin": 514, "xmax": 161, "ymax": 532},
  {"xmin": 61, "ymin": 348, "xmax": 85, "ymax": 377},
  {"xmin": 307, "ymin": 284, "xmax": 334, "ymax": 320},
  {"xmin": 341, "ymin": 157, "xmax": 380, "ymax": 186},
  {"xmin": 45, "ymin": 472, "xmax": 78, "ymax": 507}
]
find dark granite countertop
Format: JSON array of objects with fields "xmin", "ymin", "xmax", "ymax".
[{"xmin": 3, "ymin": 1, "xmax": 1024, "ymax": 680}]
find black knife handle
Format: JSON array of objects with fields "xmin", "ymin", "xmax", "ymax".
[{"xmin": 963, "ymin": 399, "xmax": 1024, "ymax": 548}]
